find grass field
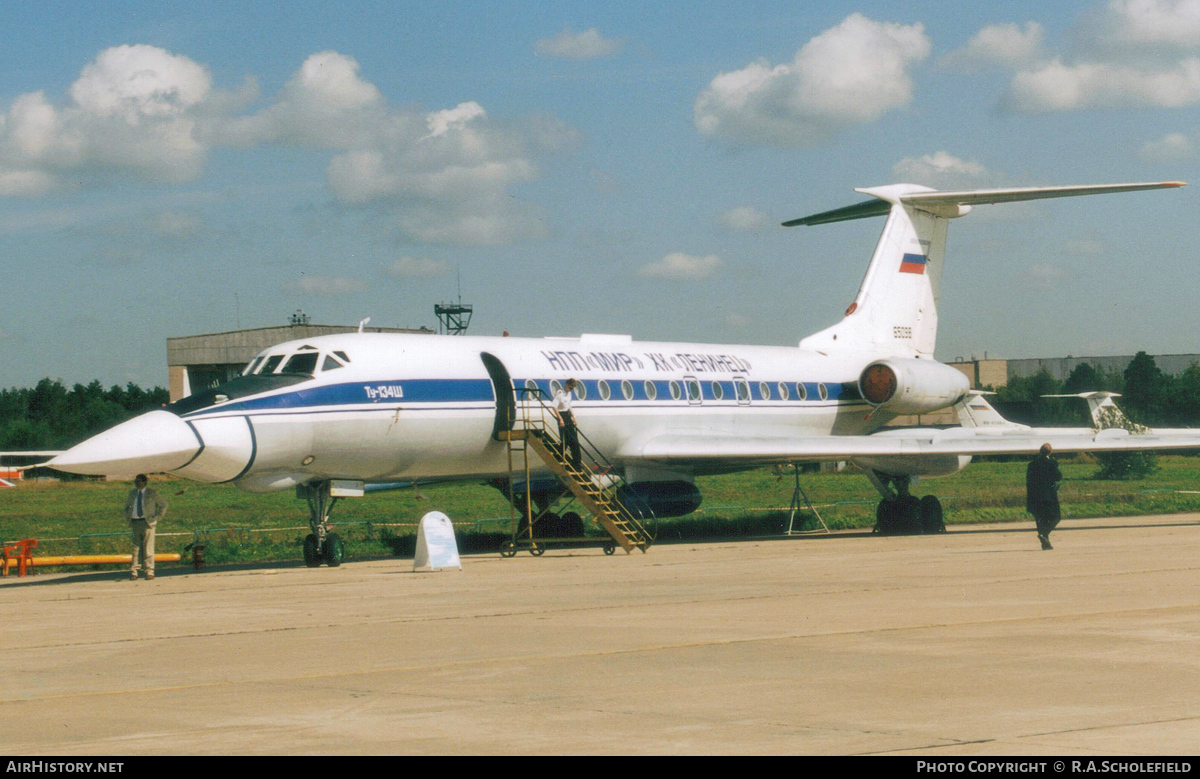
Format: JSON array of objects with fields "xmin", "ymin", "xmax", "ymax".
[{"xmin": 3, "ymin": 455, "xmax": 1199, "ymax": 568}]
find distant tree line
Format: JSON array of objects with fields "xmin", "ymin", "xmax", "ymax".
[
  {"xmin": 989, "ymin": 352, "xmax": 1200, "ymax": 428},
  {"xmin": 988, "ymin": 352, "xmax": 1200, "ymax": 479},
  {"xmin": 0, "ymin": 379, "xmax": 169, "ymax": 450}
]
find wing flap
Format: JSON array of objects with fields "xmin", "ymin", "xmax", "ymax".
[{"xmin": 626, "ymin": 428, "xmax": 1200, "ymax": 464}]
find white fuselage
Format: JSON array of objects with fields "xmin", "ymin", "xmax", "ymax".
[{"xmin": 156, "ymin": 332, "xmax": 889, "ymax": 492}]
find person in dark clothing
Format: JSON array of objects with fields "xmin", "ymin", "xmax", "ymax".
[{"xmin": 1026, "ymin": 443, "xmax": 1063, "ymax": 550}]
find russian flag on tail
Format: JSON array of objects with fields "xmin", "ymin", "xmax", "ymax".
[{"xmin": 899, "ymin": 253, "xmax": 927, "ymax": 275}]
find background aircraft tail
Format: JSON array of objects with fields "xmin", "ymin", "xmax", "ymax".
[{"xmin": 786, "ymin": 182, "xmax": 1184, "ymax": 358}]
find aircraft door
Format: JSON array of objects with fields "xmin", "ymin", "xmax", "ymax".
[{"xmin": 480, "ymin": 352, "xmax": 515, "ymax": 440}]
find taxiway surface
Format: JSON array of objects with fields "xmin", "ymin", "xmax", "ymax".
[{"xmin": 2, "ymin": 515, "xmax": 1199, "ymax": 755}]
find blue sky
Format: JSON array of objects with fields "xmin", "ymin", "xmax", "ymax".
[{"xmin": 2, "ymin": 0, "xmax": 1198, "ymax": 388}]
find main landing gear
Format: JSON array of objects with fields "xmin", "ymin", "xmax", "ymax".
[
  {"xmin": 864, "ymin": 471, "xmax": 945, "ymax": 536},
  {"xmin": 299, "ymin": 481, "xmax": 345, "ymax": 567}
]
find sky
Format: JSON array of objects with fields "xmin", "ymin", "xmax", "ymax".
[{"xmin": 2, "ymin": 0, "xmax": 1199, "ymax": 389}]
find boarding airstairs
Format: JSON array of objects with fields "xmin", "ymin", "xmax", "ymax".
[{"xmin": 497, "ymin": 389, "xmax": 655, "ymax": 556}]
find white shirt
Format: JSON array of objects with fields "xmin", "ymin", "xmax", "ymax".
[{"xmin": 553, "ymin": 387, "xmax": 574, "ymax": 416}]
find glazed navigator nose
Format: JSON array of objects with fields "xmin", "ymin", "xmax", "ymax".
[{"xmin": 49, "ymin": 410, "xmax": 201, "ymax": 477}]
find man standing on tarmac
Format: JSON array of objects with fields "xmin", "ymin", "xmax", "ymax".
[
  {"xmin": 125, "ymin": 474, "xmax": 167, "ymax": 580},
  {"xmin": 1026, "ymin": 443, "xmax": 1062, "ymax": 550}
]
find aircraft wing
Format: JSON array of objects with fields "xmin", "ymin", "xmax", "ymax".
[{"xmin": 623, "ymin": 427, "xmax": 1200, "ymax": 465}]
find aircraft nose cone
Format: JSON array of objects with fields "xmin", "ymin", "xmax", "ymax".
[{"xmin": 49, "ymin": 410, "xmax": 201, "ymax": 477}]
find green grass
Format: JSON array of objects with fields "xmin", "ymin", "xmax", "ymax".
[{"xmin": 4, "ymin": 455, "xmax": 1200, "ymax": 567}]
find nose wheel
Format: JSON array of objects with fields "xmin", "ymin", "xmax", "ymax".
[{"xmin": 299, "ymin": 481, "xmax": 345, "ymax": 567}]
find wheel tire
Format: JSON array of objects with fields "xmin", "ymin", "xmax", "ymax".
[
  {"xmin": 603, "ymin": 542, "xmax": 615, "ymax": 555},
  {"xmin": 897, "ymin": 496, "xmax": 922, "ymax": 535},
  {"xmin": 562, "ymin": 512, "xmax": 585, "ymax": 538},
  {"xmin": 875, "ymin": 499, "xmax": 898, "ymax": 535},
  {"xmin": 303, "ymin": 534, "xmax": 321, "ymax": 567},
  {"xmin": 500, "ymin": 540, "xmax": 517, "ymax": 558},
  {"xmin": 920, "ymin": 495, "xmax": 945, "ymax": 534},
  {"xmin": 537, "ymin": 513, "xmax": 560, "ymax": 538},
  {"xmin": 529, "ymin": 542, "xmax": 544, "ymax": 557},
  {"xmin": 322, "ymin": 533, "xmax": 345, "ymax": 567}
]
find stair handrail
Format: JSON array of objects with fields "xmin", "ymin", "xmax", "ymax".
[{"xmin": 512, "ymin": 387, "xmax": 656, "ymax": 543}]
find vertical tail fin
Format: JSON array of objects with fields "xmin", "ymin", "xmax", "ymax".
[
  {"xmin": 955, "ymin": 391, "xmax": 1028, "ymax": 430},
  {"xmin": 785, "ymin": 181, "xmax": 1185, "ymax": 358},
  {"xmin": 792, "ymin": 184, "xmax": 956, "ymax": 357},
  {"xmin": 1042, "ymin": 391, "xmax": 1144, "ymax": 431}
]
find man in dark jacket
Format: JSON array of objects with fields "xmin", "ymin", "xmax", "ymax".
[{"xmin": 1026, "ymin": 443, "xmax": 1062, "ymax": 550}]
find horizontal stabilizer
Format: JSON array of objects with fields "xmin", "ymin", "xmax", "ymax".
[
  {"xmin": 783, "ymin": 181, "xmax": 1185, "ymax": 226},
  {"xmin": 781, "ymin": 199, "xmax": 891, "ymax": 226}
]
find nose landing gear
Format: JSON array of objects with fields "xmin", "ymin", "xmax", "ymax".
[{"xmin": 299, "ymin": 481, "xmax": 345, "ymax": 567}]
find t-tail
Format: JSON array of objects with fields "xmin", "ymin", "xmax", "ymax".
[{"xmin": 785, "ymin": 182, "xmax": 1186, "ymax": 358}]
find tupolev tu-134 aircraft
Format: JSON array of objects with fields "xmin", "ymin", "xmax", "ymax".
[{"xmin": 49, "ymin": 180, "xmax": 1200, "ymax": 561}]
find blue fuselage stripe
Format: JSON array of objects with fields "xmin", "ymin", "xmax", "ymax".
[{"xmin": 182, "ymin": 377, "xmax": 863, "ymax": 418}]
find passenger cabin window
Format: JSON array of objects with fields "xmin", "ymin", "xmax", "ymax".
[
  {"xmin": 645, "ymin": 381, "xmax": 657, "ymax": 400},
  {"xmin": 621, "ymin": 380, "xmax": 634, "ymax": 400},
  {"xmin": 598, "ymin": 380, "xmax": 611, "ymax": 401},
  {"xmin": 796, "ymin": 383, "xmax": 808, "ymax": 401},
  {"xmin": 758, "ymin": 382, "xmax": 771, "ymax": 400},
  {"xmin": 281, "ymin": 351, "xmax": 319, "ymax": 375},
  {"xmin": 777, "ymin": 382, "xmax": 790, "ymax": 401},
  {"xmin": 736, "ymin": 381, "xmax": 750, "ymax": 402},
  {"xmin": 710, "ymin": 381, "xmax": 724, "ymax": 400},
  {"xmin": 669, "ymin": 381, "xmax": 682, "ymax": 400},
  {"xmin": 818, "ymin": 383, "xmax": 828, "ymax": 401}
]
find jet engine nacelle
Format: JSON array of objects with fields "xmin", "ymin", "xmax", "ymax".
[
  {"xmin": 617, "ymin": 481, "xmax": 703, "ymax": 518},
  {"xmin": 858, "ymin": 358, "xmax": 970, "ymax": 416}
]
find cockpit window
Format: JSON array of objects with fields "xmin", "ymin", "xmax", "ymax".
[
  {"xmin": 167, "ymin": 373, "xmax": 311, "ymax": 416},
  {"xmin": 334, "ymin": 350, "xmax": 350, "ymax": 363},
  {"xmin": 261, "ymin": 355, "xmax": 284, "ymax": 374},
  {"xmin": 322, "ymin": 355, "xmax": 343, "ymax": 372},
  {"xmin": 243, "ymin": 356, "xmax": 264, "ymax": 376},
  {"xmin": 281, "ymin": 351, "xmax": 319, "ymax": 375}
]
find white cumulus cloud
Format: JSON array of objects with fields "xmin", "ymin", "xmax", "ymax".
[
  {"xmin": 694, "ymin": 14, "xmax": 930, "ymax": 146},
  {"xmin": 1139, "ymin": 130, "xmax": 1196, "ymax": 160},
  {"xmin": 0, "ymin": 45, "xmax": 215, "ymax": 191},
  {"xmin": 638, "ymin": 252, "xmax": 722, "ymax": 280},
  {"xmin": 941, "ymin": 22, "xmax": 1045, "ymax": 70},
  {"xmin": 892, "ymin": 151, "xmax": 990, "ymax": 188},
  {"xmin": 1079, "ymin": 0, "xmax": 1200, "ymax": 55},
  {"xmin": 1003, "ymin": 57, "xmax": 1200, "ymax": 110},
  {"xmin": 0, "ymin": 46, "xmax": 571, "ymax": 247},
  {"xmin": 535, "ymin": 27, "xmax": 623, "ymax": 59},
  {"xmin": 994, "ymin": 2, "xmax": 1200, "ymax": 112},
  {"xmin": 718, "ymin": 206, "xmax": 772, "ymax": 231}
]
